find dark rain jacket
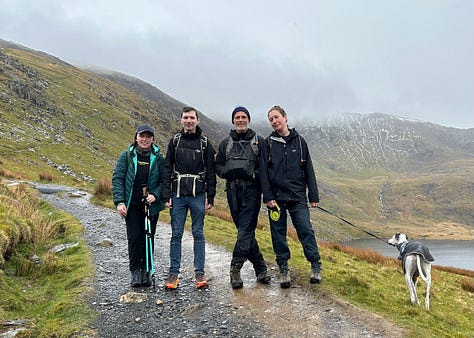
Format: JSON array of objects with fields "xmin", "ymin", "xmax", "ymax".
[
  {"xmin": 260, "ymin": 128, "xmax": 319, "ymax": 204},
  {"xmin": 162, "ymin": 126, "xmax": 216, "ymax": 205},
  {"xmin": 112, "ymin": 143, "xmax": 165, "ymax": 216}
]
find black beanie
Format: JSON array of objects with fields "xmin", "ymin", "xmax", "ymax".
[{"xmin": 231, "ymin": 106, "xmax": 251, "ymax": 123}]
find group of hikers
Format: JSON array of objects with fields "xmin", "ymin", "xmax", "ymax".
[{"xmin": 112, "ymin": 105, "xmax": 322, "ymax": 290}]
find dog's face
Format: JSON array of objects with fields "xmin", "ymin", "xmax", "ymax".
[{"xmin": 388, "ymin": 233, "xmax": 409, "ymax": 246}]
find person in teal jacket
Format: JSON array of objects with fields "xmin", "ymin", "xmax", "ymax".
[{"xmin": 112, "ymin": 125, "xmax": 165, "ymax": 287}]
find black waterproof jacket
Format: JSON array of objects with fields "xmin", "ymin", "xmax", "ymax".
[
  {"xmin": 260, "ymin": 128, "xmax": 319, "ymax": 204},
  {"xmin": 162, "ymin": 126, "xmax": 216, "ymax": 205}
]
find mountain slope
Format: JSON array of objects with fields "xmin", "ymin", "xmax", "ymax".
[
  {"xmin": 84, "ymin": 67, "xmax": 227, "ymax": 143},
  {"xmin": 1, "ymin": 39, "xmax": 472, "ymax": 240},
  {"xmin": 298, "ymin": 113, "xmax": 474, "ymax": 177}
]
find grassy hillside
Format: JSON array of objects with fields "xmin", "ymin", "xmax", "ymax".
[
  {"xmin": 0, "ymin": 46, "xmax": 180, "ymax": 185},
  {"xmin": 1, "ymin": 41, "xmax": 473, "ymax": 241}
]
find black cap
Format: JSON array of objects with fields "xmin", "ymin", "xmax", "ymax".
[
  {"xmin": 231, "ymin": 106, "xmax": 251, "ymax": 123},
  {"xmin": 136, "ymin": 125, "xmax": 154, "ymax": 136}
]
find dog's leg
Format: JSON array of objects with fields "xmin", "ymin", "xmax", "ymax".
[
  {"xmin": 405, "ymin": 255, "xmax": 420, "ymax": 306},
  {"xmin": 424, "ymin": 264, "xmax": 432, "ymax": 311},
  {"xmin": 416, "ymin": 255, "xmax": 432, "ymax": 310}
]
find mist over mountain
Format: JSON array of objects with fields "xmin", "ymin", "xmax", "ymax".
[
  {"xmin": 296, "ymin": 113, "xmax": 474, "ymax": 176},
  {"xmin": 1, "ymin": 38, "xmax": 472, "ymax": 240}
]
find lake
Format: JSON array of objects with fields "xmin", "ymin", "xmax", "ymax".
[{"xmin": 342, "ymin": 238, "xmax": 474, "ymax": 271}]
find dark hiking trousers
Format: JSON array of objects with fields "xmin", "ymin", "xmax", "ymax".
[
  {"xmin": 226, "ymin": 180, "xmax": 266, "ymax": 273},
  {"xmin": 269, "ymin": 200, "xmax": 321, "ymax": 270},
  {"xmin": 125, "ymin": 204, "xmax": 158, "ymax": 272}
]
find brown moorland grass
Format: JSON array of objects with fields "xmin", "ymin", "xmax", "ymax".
[{"xmin": 0, "ymin": 181, "xmax": 94, "ymax": 336}]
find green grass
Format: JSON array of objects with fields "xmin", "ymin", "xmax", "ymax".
[
  {"xmin": 202, "ymin": 210, "xmax": 474, "ymax": 338},
  {"xmin": 0, "ymin": 182, "xmax": 95, "ymax": 337}
]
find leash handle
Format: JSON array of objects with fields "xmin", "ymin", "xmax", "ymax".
[{"xmin": 316, "ymin": 206, "xmax": 388, "ymax": 244}]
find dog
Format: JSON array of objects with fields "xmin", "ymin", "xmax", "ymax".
[{"xmin": 388, "ymin": 233, "xmax": 434, "ymax": 310}]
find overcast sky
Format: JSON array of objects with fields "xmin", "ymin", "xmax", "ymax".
[{"xmin": 1, "ymin": 0, "xmax": 473, "ymax": 128}]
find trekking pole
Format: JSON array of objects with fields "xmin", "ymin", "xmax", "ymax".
[{"xmin": 143, "ymin": 187, "xmax": 156, "ymax": 290}]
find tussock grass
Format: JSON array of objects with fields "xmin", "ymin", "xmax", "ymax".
[
  {"xmin": 93, "ymin": 177, "xmax": 112, "ymax": 198},
  {"xmin": 0, "ymin": 168, "xmax": 23, "ymax": 179},
  {"xmin": 0, "ymin": 182, "xmax": 94, "ymax": 336},
  {"xmin": 39, "ymin": 172, "xmax": 55, "ymax": 182},
  {"xmin": 325, "ymin": 241, "xmax": 397, "ymax": 266},
  {"xmin": 90, "ymin": 178, "xmax": 114, "ymax": 208},
  {"xmin": 461, "ymin": 277, "xmax": 474, "ymax": 293},
  {"xmin": 435, "ymin": 265, "xmax": 474, "ymax": 278}
]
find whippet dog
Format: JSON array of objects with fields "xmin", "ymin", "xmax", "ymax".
[{"xmin": 388, "ymin": 233, "xmax": 434, "ymax": 310}]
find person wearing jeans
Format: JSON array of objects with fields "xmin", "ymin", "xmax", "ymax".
[
  {"xmin": 260, "ymin": 105, "xmax": 322, "ymax": 288},
  {"xmin": 169, "ymin": 194, "xmax": 206, "ymax": 276},
  {"xmin": 162, "ymin": 107, "xmax": 216, "ymax": 289}
]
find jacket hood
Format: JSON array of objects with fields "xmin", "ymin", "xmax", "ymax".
[{"xmin": 270, "ymin": 128, "xmax": 299, "ymax": 141}]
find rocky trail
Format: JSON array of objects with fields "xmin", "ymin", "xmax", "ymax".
[{"xmin": 36, "ymin": 184, "xmax": 404, "ymax": 338}]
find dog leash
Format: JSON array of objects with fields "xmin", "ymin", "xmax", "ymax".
[{"xmin": 316, "ymin": 206, "xmax": 389, "ymax": 244}]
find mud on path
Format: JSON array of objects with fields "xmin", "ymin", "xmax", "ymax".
[{"xmin": 36, "ymin": 184, "xmax": 404, "ymax": 338}]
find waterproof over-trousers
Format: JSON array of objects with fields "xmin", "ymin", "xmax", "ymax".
[
  {"xmin": 227, "ymin": 180, "xmax": 266, "ymax": 273},
  {"xmin": 125, "ymin": 204, "xmax": 158, "ymax": 272},
  {"xmin": 269, "ymin": 200, "xmax": 321, "ymax": 270}
]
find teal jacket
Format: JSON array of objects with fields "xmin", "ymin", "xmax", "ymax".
[{"xmin": 112, "ymin": 143, "xmax": 165, "ymax": 216}]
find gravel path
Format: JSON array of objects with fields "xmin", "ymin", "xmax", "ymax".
[{"xmin": 36, "ymin": 184, "xmax": 404, "ymax": 338}]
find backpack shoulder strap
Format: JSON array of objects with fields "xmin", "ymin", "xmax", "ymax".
[
  {"xmin": 200, "ymin": 135, "xmax": 208, "ymax": 151},
  {"xmin": 225, "ymin": 136, "xmax": 233, "ymax": 159},
  {"xmin": 250, "ymin": 133, "xmax": 259, "ymax": 156},
  {"xmin": 172, "ymin": 133, "xmax": 181, "ymax": 147},
  {"xmin": 172, "ymin": 133, "xmax": 181, "ymax": 161}
]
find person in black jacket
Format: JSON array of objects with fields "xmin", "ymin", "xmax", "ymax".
[
  {"xmin": 260, "ymin": 105, "xmax": 322, "ymax": 288},
  {"xmin": 112, "ymin": 125, "xmax": 165, "ymax": 287},
  {"xmin": 162, "ymin": 107, "xmax": 216, "ymax": 289},
  {"xmin": 215, "ymin": 106, "xmax": 270, "ymax": 289}
]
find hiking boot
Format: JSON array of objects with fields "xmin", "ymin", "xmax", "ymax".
[
  {"xmin": 130, "ymin": 269, "xmax": 142, "ymax": 287},
  {"xmin": 230, "ymin": 265, "xmax": 243, "ymax": 289},
  {"xmin": 164, "ymin": 274, "xmax": 179, "ymax": 290},
  {"xmin": 310, "ymin": 268, "xmax": 322, "ymax": 284},
  {"xmin": 256, "ymin": 270, "xmax": 271, "ymax": 284},
  {"xmin": 142, "ymin": 270, "xmax": 152, "ymax": 287},
  {"xmin": 279, "ymin": 270, "xmax": 291, "ymax": 289},
  {"xmin": 195, "ymin": 272, "xmax": 208, "ymax": 289}
]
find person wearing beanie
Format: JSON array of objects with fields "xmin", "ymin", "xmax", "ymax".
[
  {"xmin": 231, "ymin": 106, "xmax": 251, "ymax": 124},
  {"xmin": 215, "ymin": 106, "xmax": 271, "ymax": 289},
  {"xmin": 112, "ymin": 125, "xmax": 165, "ymax": 288}
]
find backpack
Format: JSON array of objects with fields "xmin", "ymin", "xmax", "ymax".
[
  {"xmin": 223, "ymin": 133, "xmax": 259, "ymax": 180},
  {"xmin": 172, "ymin": 133, "xmax": 208, "ymax": 165}
]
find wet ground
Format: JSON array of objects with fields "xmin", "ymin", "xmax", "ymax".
[{"xmin": 36, "ymin": 184, "xmax": 404, "ymax": 337}]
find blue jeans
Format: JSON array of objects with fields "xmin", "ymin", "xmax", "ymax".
[
  {"xmin": 269, "ymin": 200, "xmax": 321, "ymax": 271},
  {"xmin": 169, "ymin": 193, "xmax": 206, "ymax": 275}
]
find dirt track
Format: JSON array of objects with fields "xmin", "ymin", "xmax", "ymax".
[{"xmin": 37, "ymin": 184, "xmax": 404, "ymax": 337}]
